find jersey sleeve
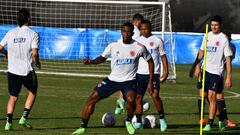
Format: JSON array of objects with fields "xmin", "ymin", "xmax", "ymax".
[
  {"xmin": 0, "ymin": 31, "xmax": 10, "ymax": 47},
  {"xmin": 101, "ymin": 43, "xmax": 113, "ymax": 58},
  {"xmin": 223, "ymin": 40, "xmax": 232, "ymax": 57},
  {"xmin": 200, "ymin": 34, "xmax": 206, "ymax": 50},
  {"xmin": 140, "ymin": 46, "xmax": 152, "ymax": 61},
  {"xmin": 32, "ymin": 32, "xmax": 39, "ymax": 49},
  {"xmin": 158, "ymin": 38, "xmax": 166, "ymax": 56}
]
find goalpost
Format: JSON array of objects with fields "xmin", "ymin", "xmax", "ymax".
[{"xmin": 0, "ymin": 0, "xmax": 176, "ymax": 80}]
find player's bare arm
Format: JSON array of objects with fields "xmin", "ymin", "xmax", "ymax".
[
  {"xmin": 84, "ymin": 56, "xmax": 107, "ymax": 64},
  {"xmin": 225, "ymin": 56, "xmax": 232, "ymax": 89},
  {"xmin": 147, "ymin": 57, "xmax": 154, "ymax": 95},
  {"xmin": 32, "ymin": 48, "xmax": 41, "ymax": 69},
  {"xmin": 0, "ymin": 44, "xmax": 8, "ymax": 59},
  {"xmin": 160, "ymin": 54, "xmax": 169, "ymax": 83},
  {"xmin": 189, "ymin": 50, "xmax": 203, "ymax": 78}
]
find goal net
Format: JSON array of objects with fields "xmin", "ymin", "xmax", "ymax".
[{"xmin": 0, "ymin": 0, "xmax": 176, "ymax": 80}]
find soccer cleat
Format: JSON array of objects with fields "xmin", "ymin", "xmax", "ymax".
[
  {"xmin": 219, "ymin": 120, "xmax": 227, "ymax": 131},
  {"xmin": 114, "ymin": 98, "xmax": 125, "ymax": 115},
  {"xmin": 133, "ymin": 122, "xmax": 143, "ymax": 129},
  {"xmin": 19, "ymin": 116, "xmax": 32, "ymax": 129},
  {"xmin": 4, "ymin": 122, "xmax": 13, "ymax": 131},
  {"xmin": 125, "ymin": 121, "xmax": 135, "ymax": 135},
  {"xmin": 114, "ymin": 107, "xmax": 123, "ymax": 115},
  {"xmin": 72, "ymin": 127, "xmax": 86, "ymax": 135},
  {"xmin": 199, "ymin": 118, "xmax": 207, "ymax": 125},
  {"xmin": 227, "ymin": 120, "xmax": 236, "ymax": 127},
  {"xmin": 203, "ymin": 124, "xmax": 211, "ymax": 132},
  {"xmin": 160, "ymin": 119, "xmax": 167, "ymax": 132}
]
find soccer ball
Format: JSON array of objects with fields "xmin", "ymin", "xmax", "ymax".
[
  {"xmin": 143, "ymin": 100, "xmax": 150, "ymax": 112},
  {"xmin": 102, "ymin": 112, "xmax": 116, "ymax": 127},
  {"xmin": 145, "ymin": 115, "xmax": 156, "ymax": 128},
  {"xmin": 142, "ymin": 117, "xmax": 151, "ymax": 128}
]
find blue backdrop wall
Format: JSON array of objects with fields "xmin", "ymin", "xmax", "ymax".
[{"xmin": 0, "ymin": 25, "xmax": 239, "ymax": 66}]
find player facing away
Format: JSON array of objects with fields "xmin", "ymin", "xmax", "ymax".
[
  {"xmin": 133, "ymin": 20, "xmax": 169, "ymax": 131},
  {"xmin": 0, "ymin": 8, "xmax": 41, "ymax": 131},
  {"xmin": 72, "ymin": 22, "xmax": 154, "ymax": 135},
  {"xmin": 190, "ymin": 31, "xmax": 236, "ymax": 127},
  {"xmin": 115, "ymin": 13, "xmax": 144, "ymax": 115},
  {"xmin": 189, "ymin": 16, "xmax": 232, "ymax": 132}
]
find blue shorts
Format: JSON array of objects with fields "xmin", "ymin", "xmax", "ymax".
[
  {"xmin": 136, "ymin": 74, "xmax": 160, "ymax": 95},
  {"xmin": 8, "ymin": 71, "xmax": 38, "ymax": 96},
  {"xmin": 196, "ymin": 71, "xmax": 223, "ymax": 93},
  {"xmin": 95, "ymin": 77, "xmax": 136, "ymax": 99}
]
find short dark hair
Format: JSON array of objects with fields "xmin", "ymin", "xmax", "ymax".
[
  {"xmin": 122, "ymin": 22, "xmax": 134, "ymax": 32},
  {"xmin": 141, "ymin": 19, "xmax": 152, "ymax": 29},
  {"xmin": 132, "ymin": 13, "xmax": 144, "ymax": 21},
  {"xmin": 210, "ymin": 15, "xmax": 223, "ymax": 25},
  {"xmin": 17, "ymin": 8, "xmax": 30, "ymax": 27}
]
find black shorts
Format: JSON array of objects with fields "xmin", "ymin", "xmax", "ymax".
[
  {"xmin": 8, "ymin": 71, "xmax": 38, "ymax": 96},
  {"xmin": 136, "ymin": 74, "xmax": 160, "ymax": 95},
  {"xmin": 196, "ymin": 71, "xmax": 223, "ymax": 93},
  {"xmin": 95, "ymin": 77, "xmax": 136, "ymax": 99}
]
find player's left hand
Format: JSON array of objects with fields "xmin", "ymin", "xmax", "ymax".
[
  {"xmin": 160, "ymin": 72, "xmax": 168, "ymax": 83},
  {"xmin": 225, "ymin": 78, "xmax": 232, "ymax": 89},
  {"xmin": 147, "ymin": 82, "xmax": 153, "ymax": 95}
]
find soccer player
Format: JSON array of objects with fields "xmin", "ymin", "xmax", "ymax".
[
  {"xmin": 192, "ymin": 31, "xmax": 236, "ymax": 127},
  {"xmin": 133, "ymin": 19, "xmax": 168, "ymax": 131},
  {"xmin": 189, "ymin": 16, "xmax": 232, "ymax": 132},
  {"xmin": 0, "ymin": 8, "xmax": 41, "ymax": 131},
  {"xmin": 72, "ymin": 22, "xmax": 154, "ymax": 135},
  {"xmin": 115, "ymin": 13, "xmax": 144, "ymax": 115}
]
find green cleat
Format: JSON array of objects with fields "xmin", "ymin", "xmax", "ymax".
[
  {"xmin": 160, "ymin": 119, "xmax": 167, "ymax": 132},
  {"xmin": 19, "ymin": 116, "xmax": 32, "ymax": 129},
  {"xmin": 4, "ymin": 122, "xmax": 13, "ymax": 131},
  {"xmin": 114, "ymin": 107, "xmax": 123, "ymax": 115},
  {"xmin": 125, "ymin": 121, "xmax": 135, "ymax": 135},
  {"xmin": 114, "ymin": 98, "xmax": 125, "ymax": 115},
  {"xmin": 72, "ymin": 127, "xmax": 86, "ymax": 135},
  {"xmin": 133, "ymin": 122, "xmax": 143, "ymax": 129},
  {"xmin": 203, "ymin": 124, "xmax": 211, "ymax": 132},
  {"xmin": 219, "ymin": 120, "xmax": 227, "ymax": 131}
]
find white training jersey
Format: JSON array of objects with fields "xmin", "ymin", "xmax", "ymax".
[
  {"xmin": 132, "ymin": 26, "xmax": 140, "ymax": 40},
  {"xmin": 200, "ymin": 31, "xmax": 232, "ymax": 75},
  {"xmin": 137, "ymin": 35, "xmax": 166, "ymax": 75},
  {"xmin": 0, "ymin": 26, "xmax": 39, "ymax": 76},
  {"xmin": 101, "ymin": 40, "xmax": 152, "ymax": 82}
]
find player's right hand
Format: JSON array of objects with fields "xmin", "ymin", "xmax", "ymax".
[
  {"xmin": 84, "ymin": 59, "xmax": 91, "ymax": 64},
  {"xmin": 35, "ymin": 62, "xmax": 41, "ymax": 70}
]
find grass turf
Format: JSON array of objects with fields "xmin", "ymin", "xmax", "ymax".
[{"xmin": 0, "ymin": 64, "xmax": 239, "ymax": 135}]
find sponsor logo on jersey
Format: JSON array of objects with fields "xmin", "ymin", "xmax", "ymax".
[
  {"xmin": 206, "ymin": 46, "xmax": 217, "ymax": 52},
  {"xmin": 215, "ymin": 41, "xmax": 220, "ymax": 46},
  {"xmin": 130, "ymin": 51, "xmax": 135, "ymax": 57},
  {"xmin": 147, "ymin": 49, "xmax": 153, "ymax": 54},
  {"xmin": 116, "ymin": 58, "xmax": 134, "ymax": 65},
  {"xmin": 14, "ymin": 38, "xmax": 26, "ymax": 44}
]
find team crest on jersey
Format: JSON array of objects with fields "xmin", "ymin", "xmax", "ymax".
[
  {"xmin": 150, "ymin": 42, "xmax": 154, "ymax": 46},
  {"xmin": 130, "ymin": 51, "xmax": 135, "ymax": 57},
  {"xmin": 215, "ymin": 41, "xmax": 220, "ymax": 46}
]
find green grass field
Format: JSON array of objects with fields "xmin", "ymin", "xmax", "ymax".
[{"xmin": 0, "ymin": 65, "xmax": 239, "ymax": 135}]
